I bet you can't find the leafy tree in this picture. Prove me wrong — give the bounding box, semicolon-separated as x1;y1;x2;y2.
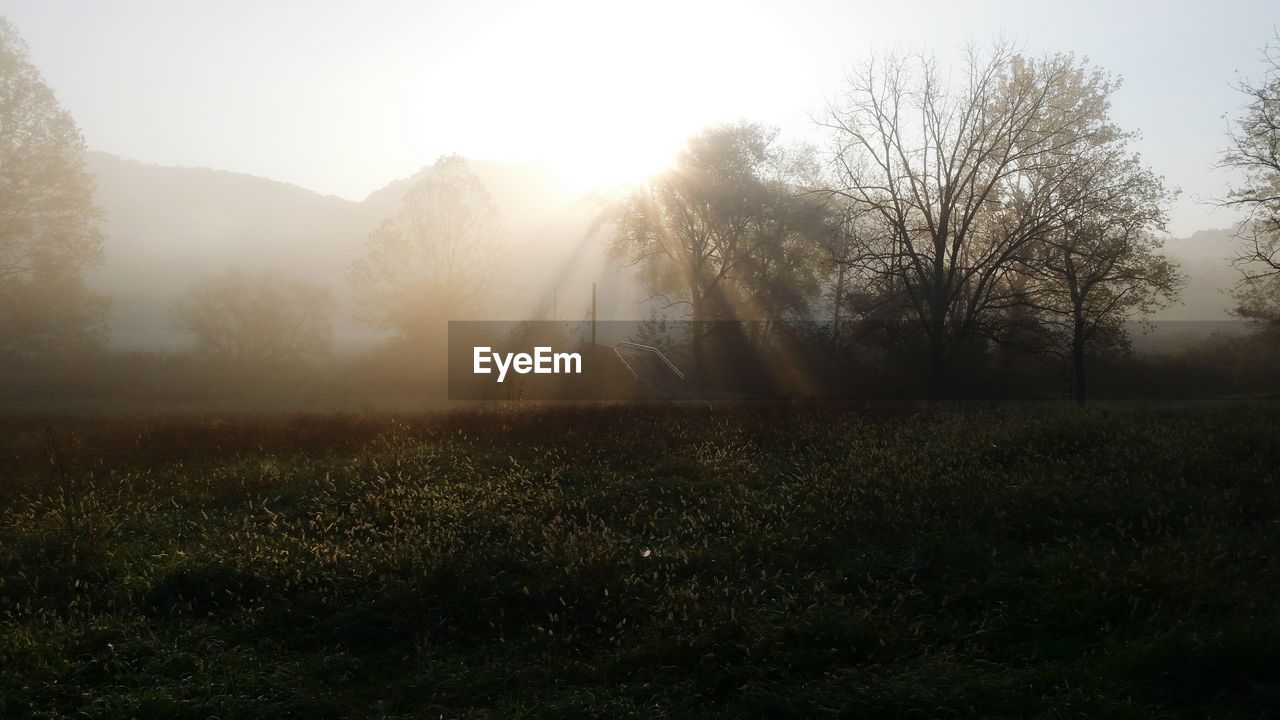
735;156;830;344
350;155;505;345
175;270;332;364
0;17;105;358
599;122;824;367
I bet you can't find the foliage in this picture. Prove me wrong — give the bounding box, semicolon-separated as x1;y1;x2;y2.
0;18;105;358
175;269;334;365
350;155;506;343
599;123;828;330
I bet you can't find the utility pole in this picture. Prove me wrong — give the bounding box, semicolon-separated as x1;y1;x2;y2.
591;281;597;346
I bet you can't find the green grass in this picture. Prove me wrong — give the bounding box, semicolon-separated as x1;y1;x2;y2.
2;402;1278;718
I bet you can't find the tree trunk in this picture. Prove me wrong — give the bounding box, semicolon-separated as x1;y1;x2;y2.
1071;319;1087;405
926;283;949;401
1065;253;1088;405
831;264;845;339
690;291;706;381
926;241;949;401
926;320;947;401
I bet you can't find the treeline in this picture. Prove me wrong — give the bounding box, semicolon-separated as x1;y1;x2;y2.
595;43;1279;402
1;15;1278;408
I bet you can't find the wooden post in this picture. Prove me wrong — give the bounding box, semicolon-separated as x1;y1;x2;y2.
591;281;597;346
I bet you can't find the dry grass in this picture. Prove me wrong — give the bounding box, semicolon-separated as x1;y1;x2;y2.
2;402;1278;718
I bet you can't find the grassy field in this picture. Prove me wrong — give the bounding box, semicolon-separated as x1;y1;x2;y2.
1;401;1278;718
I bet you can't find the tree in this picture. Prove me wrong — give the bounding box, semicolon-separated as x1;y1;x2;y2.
735;178;828;341
1222;34;1280;325
818;196;894;339
1232;274;1280;325
823;45;1125;396
1222;33;1280;279
0;17;105;358
1022;152;1182;403
176;270;332;364
598;122;824;368
350;155;505;344
1230;266;1280;360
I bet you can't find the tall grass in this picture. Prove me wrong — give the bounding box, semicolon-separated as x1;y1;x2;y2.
2;403;1278;718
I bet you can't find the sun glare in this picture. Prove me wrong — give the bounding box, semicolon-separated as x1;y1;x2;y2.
413;0;802;192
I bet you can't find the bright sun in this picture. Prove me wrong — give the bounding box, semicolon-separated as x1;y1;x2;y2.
413;0;802;192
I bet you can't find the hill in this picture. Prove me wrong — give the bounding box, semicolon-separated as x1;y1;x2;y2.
82;153;1252;353
84;152;623;352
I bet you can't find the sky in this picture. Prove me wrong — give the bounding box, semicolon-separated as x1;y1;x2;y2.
1;0;1276;236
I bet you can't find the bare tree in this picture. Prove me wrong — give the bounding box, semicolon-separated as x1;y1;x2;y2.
350;155;505;345
0;18;105;358
1221;33;1280;328
818;196;894;339
1221;33;1280;280
176;270;333;364
822;45;1125;395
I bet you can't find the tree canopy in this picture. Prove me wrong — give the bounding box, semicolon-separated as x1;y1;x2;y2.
350;155;506;345
0;17;104;358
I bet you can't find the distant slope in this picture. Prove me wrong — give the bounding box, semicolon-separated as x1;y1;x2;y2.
86;152;373;348
1129;228;1255;354
1153;228;1242;322
87;153;1237;354
85;153;635;352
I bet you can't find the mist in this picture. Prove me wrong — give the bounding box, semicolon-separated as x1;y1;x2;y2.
0;3;1277;409
5;5;1280;717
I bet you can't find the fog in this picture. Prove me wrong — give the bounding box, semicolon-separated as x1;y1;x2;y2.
7;7;1280;716
84;152;635;352
1;4;1278;410
72;155;1258;357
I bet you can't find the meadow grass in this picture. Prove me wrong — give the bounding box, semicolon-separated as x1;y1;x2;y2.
1;401;1278;718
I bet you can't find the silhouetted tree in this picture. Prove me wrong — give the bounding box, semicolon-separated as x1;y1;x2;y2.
0;18;105;359
599;122;823;369
1232;274;1280;326
818;196;895;339
1222;33;1280;280
742;217;824;325
350;155;505;345
1222;34;1280;329
737;149;830;346
823;45;1126;396
176;270;332;364
1023;151;1182;403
